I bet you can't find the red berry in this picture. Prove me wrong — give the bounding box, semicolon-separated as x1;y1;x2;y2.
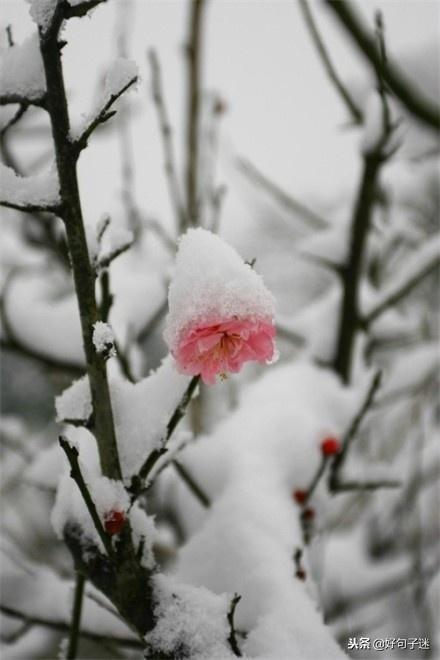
293;489;307;505
104;509;126;535
302;507;315;521
295;568;307;581
320;436;341;456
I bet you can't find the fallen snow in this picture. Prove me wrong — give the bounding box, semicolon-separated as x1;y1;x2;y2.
145;574;235;660
0;162;60;208
0;34;46;102
157;360;363;658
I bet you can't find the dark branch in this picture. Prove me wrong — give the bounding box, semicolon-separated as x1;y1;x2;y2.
298;0;363;124
329;371;382;490
185;0;207;226
0;604;142;649
149;49;187;232
237;157;327;230
67;572;86;660
227;594;242;657
59;436;115;559
172;459;211;508
74;77;138;155
0;199;61;214
324;0;440;130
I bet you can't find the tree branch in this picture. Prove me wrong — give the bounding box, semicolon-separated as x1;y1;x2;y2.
324;0;440;130
298;0;363;124
74;77;138;155
59;436;115;560
0;605;142;649
185;0;207;226
38;11;122;479
362;239;440;326
329;371;383;491
172;459;210;508
227;594;242;657
237;157;327;230
66;572;86;660
148;49;187;232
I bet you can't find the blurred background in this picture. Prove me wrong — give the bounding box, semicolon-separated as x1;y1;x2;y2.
0;0;439;658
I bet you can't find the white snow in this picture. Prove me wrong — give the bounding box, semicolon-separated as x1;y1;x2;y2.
145;574;235;660
27;0;57;33
0;34;46;102
55;375;92;423
155;360;362;658
111;355;191;479
92;320;115;354
2;271;84;367
164;228;276;352
0;162;60;208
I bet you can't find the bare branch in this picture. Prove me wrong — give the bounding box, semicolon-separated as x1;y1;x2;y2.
362;239;440;326
172;459;211;508
74;77;138;154
148;49;187;232
237;157;327;230
0;199;61;214
185;0;207;226
67;572;86;660
227;594;242;657
298;0;363;124
59;436;115;560
329;371;384;490
324;0;440;130
63;0;108;20
0;604;142;649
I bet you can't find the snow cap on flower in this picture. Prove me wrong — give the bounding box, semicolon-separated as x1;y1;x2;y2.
164;228;277;384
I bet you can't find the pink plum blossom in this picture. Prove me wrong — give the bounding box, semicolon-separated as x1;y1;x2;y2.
173;317;276;384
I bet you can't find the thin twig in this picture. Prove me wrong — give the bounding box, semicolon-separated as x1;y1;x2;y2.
237;157;327;230
0;604;142;649
74;77;138;154
227;594;242;657
67;572;86;660
185;0;207;226
172;459;210;508
148;49;187;232
59;436;115;559
324;0;440;130
329;371;382;490
298;0;363;124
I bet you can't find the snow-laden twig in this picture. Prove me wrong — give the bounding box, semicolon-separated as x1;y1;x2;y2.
227;594;242;657
130;375;200;498
0;605;142;649
362;237;440;325
329;371;400;492
73;74;138;154
58;436;115;559
298;0;363;125
149;49;187;232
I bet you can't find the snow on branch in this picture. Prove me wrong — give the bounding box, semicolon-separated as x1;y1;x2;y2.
362;237;440;325
71;59;138;152
0;162;61;213
0;34;47;107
